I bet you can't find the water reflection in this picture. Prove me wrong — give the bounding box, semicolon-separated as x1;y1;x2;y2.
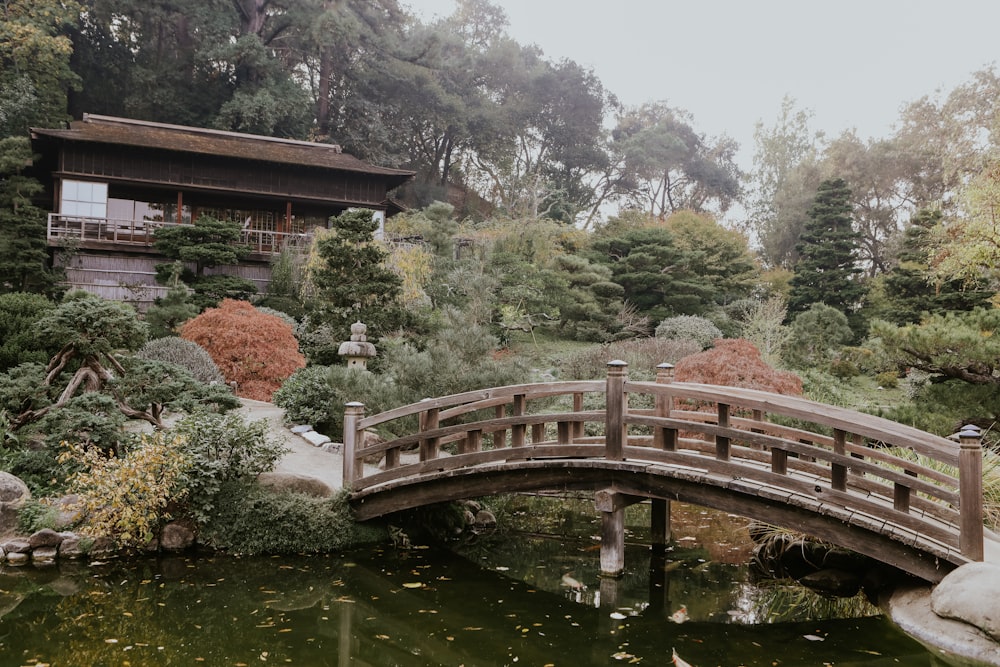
0;539;939;667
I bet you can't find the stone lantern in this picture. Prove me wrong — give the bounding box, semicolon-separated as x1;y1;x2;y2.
338;321;376;370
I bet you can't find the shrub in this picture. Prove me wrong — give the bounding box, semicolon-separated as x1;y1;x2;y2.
59;432;189;548
674;339;803;395
875;371;900;389
199;481;387;555
828;357;861;379
170;412;288;524
254;305;297;328
784;303;853;368
273;364;400;437
655;315;723;350
137;337;226;385
180;299;306;401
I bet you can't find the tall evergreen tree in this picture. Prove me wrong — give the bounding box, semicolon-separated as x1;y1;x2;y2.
0;137;62;295
787;178;866;333
304;209;410;353
880;209;992;324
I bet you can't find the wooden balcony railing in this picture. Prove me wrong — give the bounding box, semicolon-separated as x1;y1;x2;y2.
47;214;309;255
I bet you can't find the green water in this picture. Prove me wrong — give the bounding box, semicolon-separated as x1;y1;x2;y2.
0;537;941;667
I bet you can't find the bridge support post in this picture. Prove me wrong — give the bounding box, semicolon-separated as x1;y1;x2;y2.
651;498;670;551
600;507;625;578
959;425;985;561
596;489;642;578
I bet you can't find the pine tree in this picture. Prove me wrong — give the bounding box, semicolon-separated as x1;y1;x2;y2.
0;137;62;295
305;209;409;347
881;209;991;324
787;178;866;333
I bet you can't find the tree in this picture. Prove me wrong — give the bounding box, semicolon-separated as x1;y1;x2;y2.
0;0;80;134
930;163;1000;288
152;217;255;307
303;209;409;349
0;291;235;436
586;216;756;323
0;137;62;296
879;209;992;325
180;299;306;401
872;309;1000;387
609;102;741;219
747;96;822;267
674;339;802;395
788;178;866;333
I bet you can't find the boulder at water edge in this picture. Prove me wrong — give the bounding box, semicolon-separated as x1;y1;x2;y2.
257;471;335;498
931;562;1000;641
0;472;30;537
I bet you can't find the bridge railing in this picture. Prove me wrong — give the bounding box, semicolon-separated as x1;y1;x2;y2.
343;360;985;562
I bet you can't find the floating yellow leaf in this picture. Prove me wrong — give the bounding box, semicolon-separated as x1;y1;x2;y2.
402;582;423;589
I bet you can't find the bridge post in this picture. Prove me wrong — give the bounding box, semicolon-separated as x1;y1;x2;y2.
343;402;365;488
959;425;985;561
605;360;628;461
652;363;673;549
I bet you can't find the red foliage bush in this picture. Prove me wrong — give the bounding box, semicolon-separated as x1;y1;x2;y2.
180;299;305;401
674;338;802;396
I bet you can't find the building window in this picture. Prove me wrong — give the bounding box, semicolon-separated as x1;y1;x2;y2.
61;180;108;218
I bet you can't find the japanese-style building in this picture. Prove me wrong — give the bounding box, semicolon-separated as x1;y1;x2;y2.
30;114;414;308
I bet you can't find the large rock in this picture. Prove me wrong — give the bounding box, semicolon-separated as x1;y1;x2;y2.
257;472;335;498
931;562;1000;641
28;528;63;549
159;522;196;552
0;472;30;537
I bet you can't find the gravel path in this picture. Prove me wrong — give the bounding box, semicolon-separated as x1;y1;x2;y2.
237;398;345;490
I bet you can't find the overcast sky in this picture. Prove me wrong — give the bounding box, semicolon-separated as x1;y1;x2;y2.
405;0;999;170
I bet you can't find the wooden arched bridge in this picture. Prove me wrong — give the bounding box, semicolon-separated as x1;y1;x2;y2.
342;361;989;583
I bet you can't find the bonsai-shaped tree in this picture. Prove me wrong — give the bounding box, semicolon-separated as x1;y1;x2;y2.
2;291;238;436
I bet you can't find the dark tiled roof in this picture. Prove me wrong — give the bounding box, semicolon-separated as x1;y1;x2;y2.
31;114;414;185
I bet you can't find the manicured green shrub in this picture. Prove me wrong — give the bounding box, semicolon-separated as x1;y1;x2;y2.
654;315;723;350
200;481;387;555
273;364;400;437
784;303;853;368
137;337;226;385
170;412;288;524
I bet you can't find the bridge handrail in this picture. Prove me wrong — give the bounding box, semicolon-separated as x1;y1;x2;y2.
343;360;985;563
355;380;604;431
631;381;959;465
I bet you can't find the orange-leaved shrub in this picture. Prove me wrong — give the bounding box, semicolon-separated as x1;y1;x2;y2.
180;299;305;401
674;338;802;396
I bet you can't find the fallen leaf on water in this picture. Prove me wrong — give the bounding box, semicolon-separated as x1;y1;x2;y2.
402;582;423;589
803;634;825;642
462;627;483;631
375;634;390;640
609;612;627;620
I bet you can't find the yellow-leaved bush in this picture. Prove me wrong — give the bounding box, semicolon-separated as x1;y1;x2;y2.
59;433;190;548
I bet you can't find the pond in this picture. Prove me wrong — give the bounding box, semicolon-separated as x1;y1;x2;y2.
0;502;945;666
